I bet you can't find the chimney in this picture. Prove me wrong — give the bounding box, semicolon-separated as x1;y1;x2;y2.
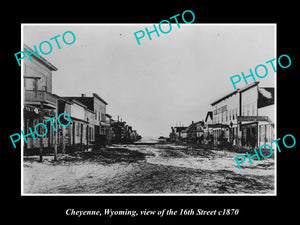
192;121;194;124
81;93;86;97
117;115;119;121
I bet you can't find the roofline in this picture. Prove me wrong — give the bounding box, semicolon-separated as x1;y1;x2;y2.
239;81;259;93
23;44;58;71
85;107;95;114
93;93;108;105
105;113;112;118
57;96;72;104
61;97;89;109
71;99;88;109
259;86;274;89
210;81;260;106
211;90;239;106
205;111;213;122
184;120;204;132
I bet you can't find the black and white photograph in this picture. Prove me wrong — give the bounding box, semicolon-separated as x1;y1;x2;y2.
4;4;299;223
21;24;276;195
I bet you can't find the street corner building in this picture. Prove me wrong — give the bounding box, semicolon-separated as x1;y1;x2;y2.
23;44;58;154
22;44;113;155
205;81;275;150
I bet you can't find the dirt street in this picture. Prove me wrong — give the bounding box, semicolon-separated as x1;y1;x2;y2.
23;143;275;194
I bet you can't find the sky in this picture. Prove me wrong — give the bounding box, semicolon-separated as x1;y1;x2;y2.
23;24;275;138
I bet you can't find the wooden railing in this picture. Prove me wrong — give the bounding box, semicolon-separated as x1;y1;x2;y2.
24;90;57;104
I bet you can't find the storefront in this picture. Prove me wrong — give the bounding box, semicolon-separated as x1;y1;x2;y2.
209;124;230;145
240;121;258;149
23;105;56;151
238;116;269;149
258;122;275;148
229;125;240;146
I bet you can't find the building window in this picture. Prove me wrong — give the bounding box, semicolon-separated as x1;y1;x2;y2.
76;123;80;137
247;104;250;116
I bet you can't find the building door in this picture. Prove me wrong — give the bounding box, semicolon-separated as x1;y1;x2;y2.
80;123;83;146
86;125;89;145
251;126;258;148
95;125;100;139
72;122;75;146
244;125;257;149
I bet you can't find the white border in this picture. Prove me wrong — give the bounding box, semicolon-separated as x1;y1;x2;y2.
21;23;277;196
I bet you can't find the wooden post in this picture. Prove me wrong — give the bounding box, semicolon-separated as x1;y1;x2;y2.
62;126;66;154
86;118;89;151
39;102;44;162
54;99;58;161
80;123;83;151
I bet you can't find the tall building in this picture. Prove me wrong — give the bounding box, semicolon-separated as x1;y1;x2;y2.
209;81;274;149
23;44;58;152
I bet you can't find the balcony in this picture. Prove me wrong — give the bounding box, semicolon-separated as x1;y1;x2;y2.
24;90;57;109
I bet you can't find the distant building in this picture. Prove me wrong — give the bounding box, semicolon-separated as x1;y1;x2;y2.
169;126;187;142
182;121;205;143
111;121;126;143
110;119;140;143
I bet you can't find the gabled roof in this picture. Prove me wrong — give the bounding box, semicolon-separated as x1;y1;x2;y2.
205;111;213;122
93;93;107;105
174;127;187;132
183;121;204;133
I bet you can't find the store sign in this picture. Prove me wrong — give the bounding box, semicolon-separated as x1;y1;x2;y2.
24;105;39;114
24;106;55;117
43;109;56;117
237;116;268;122
213;105;227;115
